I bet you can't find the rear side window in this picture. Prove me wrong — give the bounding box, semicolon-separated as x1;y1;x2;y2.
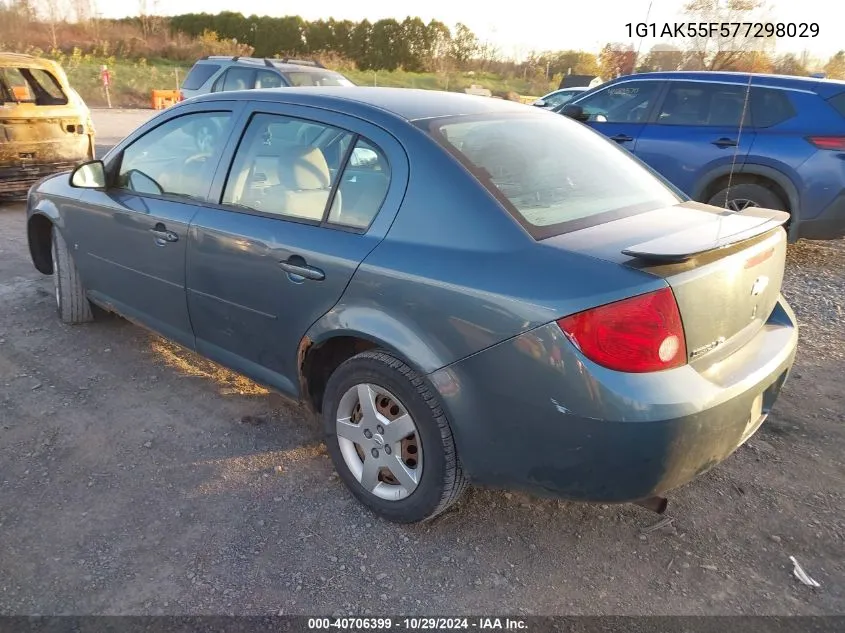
0;66;67;105
284;70;354;87
827;92;845;118
256;70;283;89
425;112;682;239
221;67;255;92
656;81;749;126
751;88;796;127
182;64;220;90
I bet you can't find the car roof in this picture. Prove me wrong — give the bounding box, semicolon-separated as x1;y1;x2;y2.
617;70;845;98
0;52;59;70
189;86;530;122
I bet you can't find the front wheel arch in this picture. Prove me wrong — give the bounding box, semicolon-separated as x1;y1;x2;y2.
28;213;54;274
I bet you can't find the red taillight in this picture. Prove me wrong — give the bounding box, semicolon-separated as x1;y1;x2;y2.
807;136;845;150
557;287;687;373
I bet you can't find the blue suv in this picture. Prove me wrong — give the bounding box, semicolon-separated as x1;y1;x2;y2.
559;71;845;241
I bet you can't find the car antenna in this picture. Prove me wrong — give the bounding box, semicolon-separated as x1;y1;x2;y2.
716;70;754;245
634;0;654;70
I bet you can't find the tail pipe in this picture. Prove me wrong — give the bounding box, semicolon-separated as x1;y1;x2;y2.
633;495;668;514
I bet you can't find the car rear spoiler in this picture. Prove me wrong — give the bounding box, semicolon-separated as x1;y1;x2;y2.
621;207;790;263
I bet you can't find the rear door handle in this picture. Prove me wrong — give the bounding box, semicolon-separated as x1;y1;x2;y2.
149;223;178;244
609;134;634;143
712;137;738;148
279;256;325;281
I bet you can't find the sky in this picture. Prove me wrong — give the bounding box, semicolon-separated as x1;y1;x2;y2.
103;0;843;61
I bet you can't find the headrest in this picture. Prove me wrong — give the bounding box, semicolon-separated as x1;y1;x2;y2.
277;146;331;191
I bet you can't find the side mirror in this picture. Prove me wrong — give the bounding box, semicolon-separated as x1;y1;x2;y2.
561;104;589;122
70;160;107;189
532;99;546;107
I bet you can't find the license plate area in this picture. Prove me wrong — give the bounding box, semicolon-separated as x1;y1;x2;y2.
739;368;789;445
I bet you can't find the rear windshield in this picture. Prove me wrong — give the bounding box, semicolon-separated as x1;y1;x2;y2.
182;63;220;90
0;66;68;105
283;70;355;87
422;112;682;239
828;92;845;118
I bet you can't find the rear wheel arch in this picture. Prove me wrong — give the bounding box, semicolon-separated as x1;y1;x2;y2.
695;165;799;216
298;331;438;414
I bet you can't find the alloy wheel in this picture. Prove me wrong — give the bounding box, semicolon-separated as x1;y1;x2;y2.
335;383;423;501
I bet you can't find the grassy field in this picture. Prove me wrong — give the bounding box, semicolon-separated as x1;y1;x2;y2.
48;54;544;108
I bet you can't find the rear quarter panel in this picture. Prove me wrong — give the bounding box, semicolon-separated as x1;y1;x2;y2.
306;123;665;374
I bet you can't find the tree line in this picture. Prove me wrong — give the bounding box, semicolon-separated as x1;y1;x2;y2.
2;1;845;82
165;12;480;73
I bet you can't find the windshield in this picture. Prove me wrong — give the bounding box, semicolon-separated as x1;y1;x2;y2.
423;112;682;238
283;70;355;87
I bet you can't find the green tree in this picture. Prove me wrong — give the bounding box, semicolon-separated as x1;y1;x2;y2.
304;19;334;53
636;45;684;72
450;23;478;68
425;20;451;72
771;52;807;76
681;0;772;70
367;18;403;70
349;19;371;68
598;43;635;79
400;16;428;71
824;51;845;80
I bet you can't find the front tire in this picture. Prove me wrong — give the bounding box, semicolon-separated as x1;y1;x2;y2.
322;350;467;523
51;226;93;324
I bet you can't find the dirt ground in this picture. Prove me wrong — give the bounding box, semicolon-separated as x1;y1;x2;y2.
0;110;843;616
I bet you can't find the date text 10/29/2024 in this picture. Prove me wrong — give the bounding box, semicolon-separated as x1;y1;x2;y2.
308;618;527;631
625;22;819;39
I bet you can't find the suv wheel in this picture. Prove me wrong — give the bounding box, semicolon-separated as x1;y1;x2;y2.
707;183;787;213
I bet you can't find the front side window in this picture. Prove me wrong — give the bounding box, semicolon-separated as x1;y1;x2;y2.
423;111;682;238
116;111;232;201
575;81;661;123
656;81;750;126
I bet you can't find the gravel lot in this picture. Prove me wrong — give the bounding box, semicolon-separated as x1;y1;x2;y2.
0;110;843;616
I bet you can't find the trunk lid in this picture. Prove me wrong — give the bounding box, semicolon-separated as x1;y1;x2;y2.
546;201;789;368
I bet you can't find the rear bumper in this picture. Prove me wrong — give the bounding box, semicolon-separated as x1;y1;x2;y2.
798;191;845;241
0;161;80;198
431;297;798;503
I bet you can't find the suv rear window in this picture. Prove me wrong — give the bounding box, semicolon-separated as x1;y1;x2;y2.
423;112;682;239
828;92;845;118
182;64;220;90
0;66;67;105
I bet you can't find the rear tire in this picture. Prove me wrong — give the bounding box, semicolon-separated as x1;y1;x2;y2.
706;183;787;213
322;350;467;523
51;226;93;324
